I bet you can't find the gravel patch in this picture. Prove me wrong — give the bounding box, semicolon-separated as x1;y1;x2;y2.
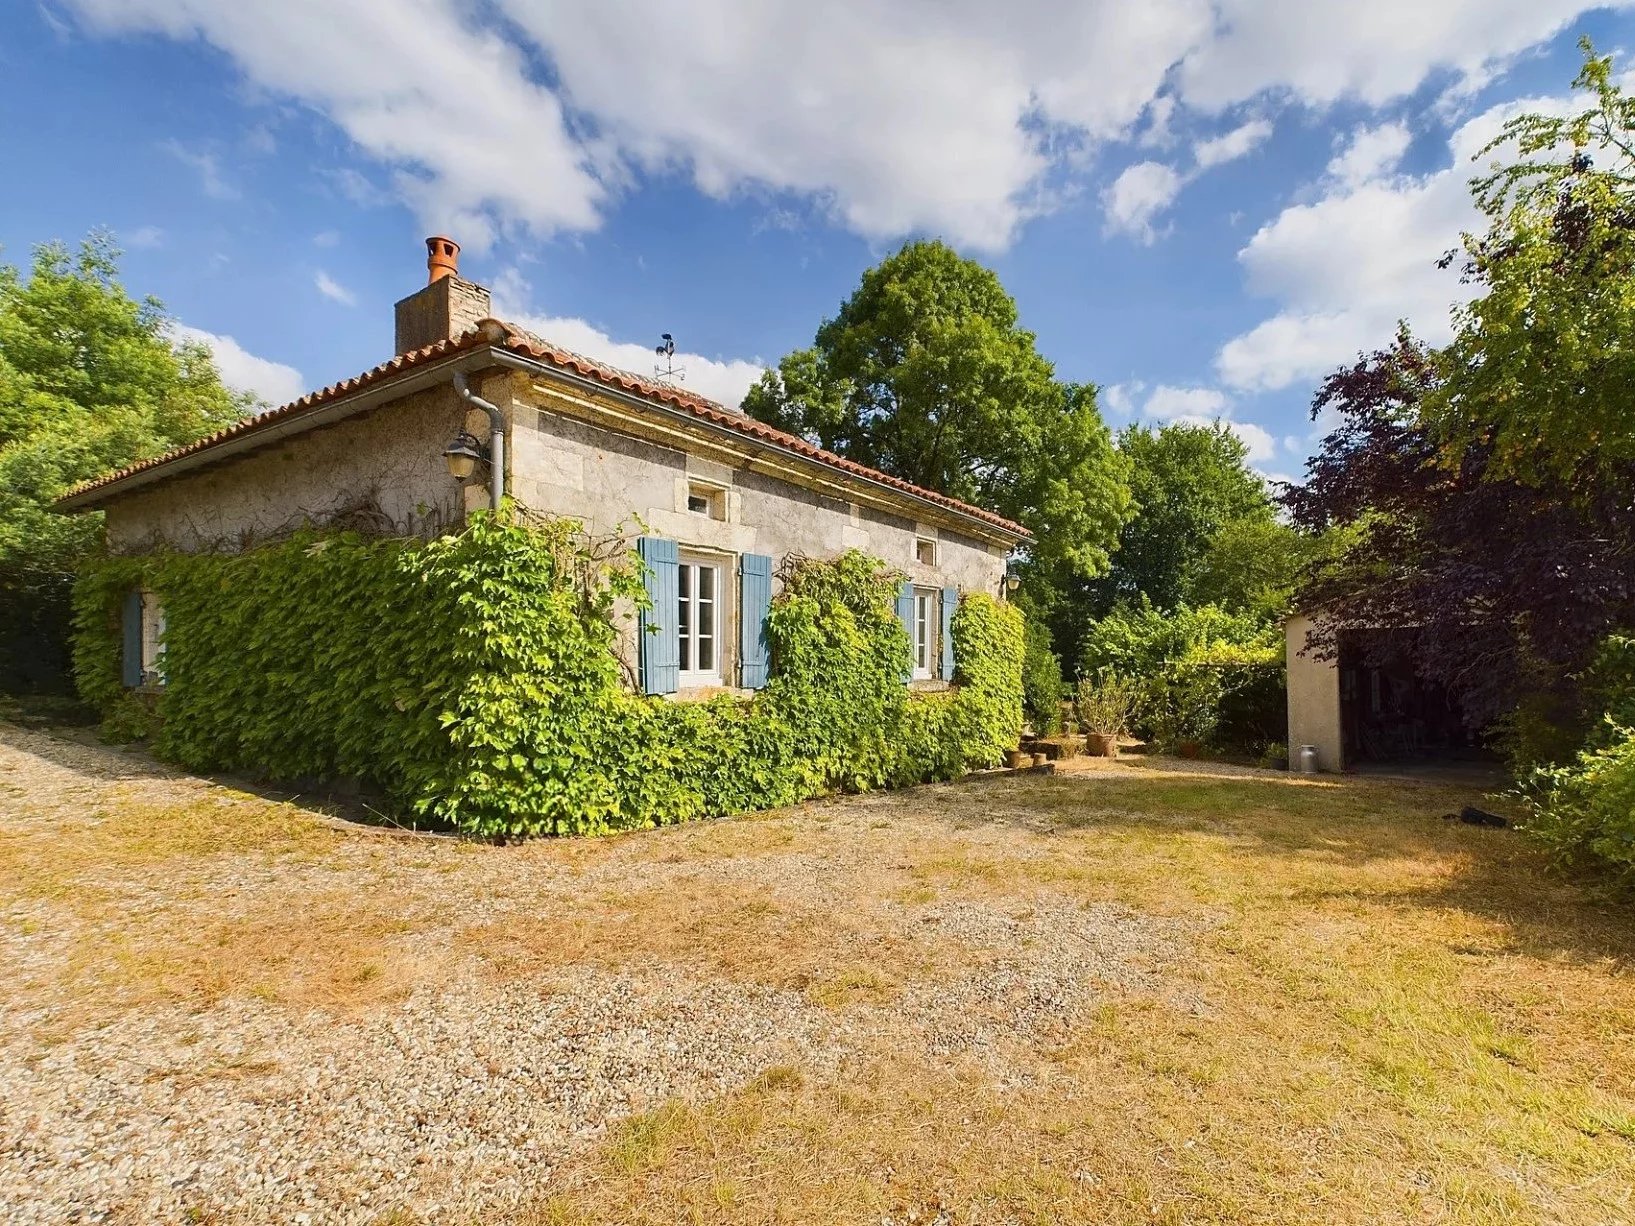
0;972;831;1224
0;723;1195;1222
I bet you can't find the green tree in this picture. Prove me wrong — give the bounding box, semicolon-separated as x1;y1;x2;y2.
742;240;1132;600
1188;515;1356;622
1087;422;1273;617
1428;40;1635;490
0;233;250;689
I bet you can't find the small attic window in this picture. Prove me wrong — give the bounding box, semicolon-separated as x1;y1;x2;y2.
915;537;937;566
687;483;725;520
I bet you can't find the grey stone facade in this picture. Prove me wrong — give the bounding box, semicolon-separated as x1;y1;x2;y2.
97;359;1018;692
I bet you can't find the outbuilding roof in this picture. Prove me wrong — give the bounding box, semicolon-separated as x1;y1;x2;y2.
56;320;1031;540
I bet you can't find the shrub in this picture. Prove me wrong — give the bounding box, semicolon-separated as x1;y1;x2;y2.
1080;599;1275;680
1523;725;1635;884
73;510;1024;837
1080;600;1282;752
1020;616;1064;734
1519;633;1635;881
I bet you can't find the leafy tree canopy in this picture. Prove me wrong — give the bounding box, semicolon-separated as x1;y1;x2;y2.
1283;329;1635;752
1428;40;1635;490
1089;421;1274;615
742;240;1131;589
0;232;250;688
1188;514;1354;624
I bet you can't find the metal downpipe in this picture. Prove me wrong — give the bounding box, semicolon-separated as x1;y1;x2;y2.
452;370;505;510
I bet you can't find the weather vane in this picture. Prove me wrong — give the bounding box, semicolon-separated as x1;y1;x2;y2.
653;333;685;384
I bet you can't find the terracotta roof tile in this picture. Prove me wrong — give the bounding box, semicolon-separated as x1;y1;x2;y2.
57;321;1031;539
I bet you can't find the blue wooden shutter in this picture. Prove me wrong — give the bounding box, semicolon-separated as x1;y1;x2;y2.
638;537;680;695
739;553;773;690
896;580;915;682
121;590;144;688
940;586;958;680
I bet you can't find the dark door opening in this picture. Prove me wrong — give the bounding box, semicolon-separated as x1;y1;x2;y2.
1338;629;1496;769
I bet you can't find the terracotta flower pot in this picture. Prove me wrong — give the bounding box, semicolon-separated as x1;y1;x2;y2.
1004;749;1024;769
1086;732;1119;758
1178;740;1202;759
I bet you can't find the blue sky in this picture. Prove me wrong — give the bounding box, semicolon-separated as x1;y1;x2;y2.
4;2;1634;484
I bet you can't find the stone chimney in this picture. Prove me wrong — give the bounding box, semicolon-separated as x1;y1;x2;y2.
393;236;492;354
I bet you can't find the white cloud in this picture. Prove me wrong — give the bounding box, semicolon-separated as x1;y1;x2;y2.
312;230;340;248
1102;161;1184;243
491;269;765;409
1193;117;1273;168
159;139;237;200
69;0;604;248
1106;116;1269;241
124;225;164;249
1215;91;1581;393
324;168;393;210
314;270;355;306
37;4;73;41
243;124;277;156
1326;120;1412;187
1179;0;1626;111
63;0;1633;252
1131;383;1279;463
1101;381;1143;417
169;323;306;406
1225;419;1279;464
514;1;1219;250
1137;95;1179;148
1144;384;1230;419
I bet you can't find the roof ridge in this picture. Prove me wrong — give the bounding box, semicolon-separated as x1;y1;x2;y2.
495;321;737;417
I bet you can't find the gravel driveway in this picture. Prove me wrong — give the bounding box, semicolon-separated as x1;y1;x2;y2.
0;724;1189;1223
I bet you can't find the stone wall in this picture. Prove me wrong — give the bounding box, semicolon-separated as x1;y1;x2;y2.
508;388;1012;685
510;402;1006;590
97;365;1017;692
101;384;479;552
393;276;492;354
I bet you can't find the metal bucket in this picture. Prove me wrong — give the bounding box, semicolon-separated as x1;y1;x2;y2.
1297;744;1320;774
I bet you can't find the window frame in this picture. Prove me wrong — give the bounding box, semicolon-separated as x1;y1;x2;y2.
685;481;727;521
677;556;726;688
912;587;936;681
914;536;937;567
140;590;167;687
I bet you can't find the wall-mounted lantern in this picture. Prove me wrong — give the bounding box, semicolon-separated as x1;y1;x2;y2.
442;431;488;483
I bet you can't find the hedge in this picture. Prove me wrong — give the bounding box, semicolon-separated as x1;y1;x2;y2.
73;509;1024;837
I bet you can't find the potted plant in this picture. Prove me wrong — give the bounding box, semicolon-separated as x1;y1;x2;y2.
1074;673;1143;758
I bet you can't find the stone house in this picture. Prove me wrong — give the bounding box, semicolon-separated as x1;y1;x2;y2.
59;238;1030;698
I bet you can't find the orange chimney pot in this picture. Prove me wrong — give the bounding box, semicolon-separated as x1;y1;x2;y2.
426;236;460;284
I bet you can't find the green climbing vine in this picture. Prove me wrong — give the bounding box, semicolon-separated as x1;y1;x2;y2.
73;508;1024;837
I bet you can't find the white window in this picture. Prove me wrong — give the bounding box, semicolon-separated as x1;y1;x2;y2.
686;482;726;520
141;591;167;686
678;560;723;686
915;537;937;567
913;588;936;680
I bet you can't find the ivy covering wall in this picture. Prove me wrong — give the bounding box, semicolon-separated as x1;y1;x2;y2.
73;510;1024;837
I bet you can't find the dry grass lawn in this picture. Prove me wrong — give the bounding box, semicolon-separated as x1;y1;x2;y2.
2;724;1632;1224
